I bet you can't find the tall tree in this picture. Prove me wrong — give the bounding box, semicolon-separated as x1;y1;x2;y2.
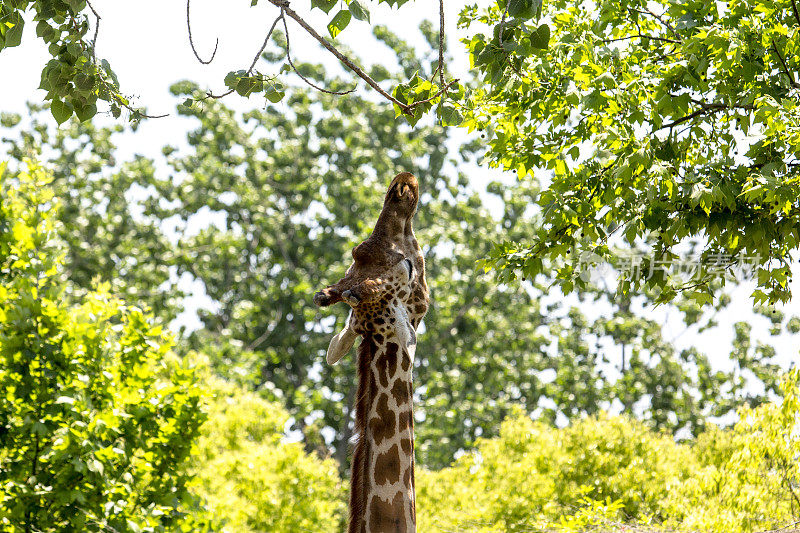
461;0;800;305
0;162;208;532
4;27;797;470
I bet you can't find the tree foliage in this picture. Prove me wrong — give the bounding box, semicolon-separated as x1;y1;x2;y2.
418;370;800;532
190;371;346;532
0;163;207;532
461;0;800;306
3;25;798;470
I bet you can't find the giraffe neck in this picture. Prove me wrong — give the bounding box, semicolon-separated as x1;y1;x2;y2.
349;332;416;533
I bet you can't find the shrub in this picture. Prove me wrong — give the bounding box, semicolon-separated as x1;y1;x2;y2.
190;375;346;532
0;162;207;532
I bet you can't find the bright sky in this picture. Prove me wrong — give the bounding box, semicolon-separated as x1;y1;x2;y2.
1;1;798;389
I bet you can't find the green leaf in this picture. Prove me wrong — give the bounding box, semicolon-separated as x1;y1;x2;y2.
439;105;464;126
65;0;86;13
50;99;74;124
236;76;264;97
327;10;351;39
4;15;23;48
74;72;95;92
311;0;337;14
224;71;240;90
529;24;550;49
35;20;55;42
507;0;533;17
74;103;97;122
349;0;370;22
264;81;285;103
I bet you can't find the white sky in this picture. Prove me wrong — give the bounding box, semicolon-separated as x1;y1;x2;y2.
0;1;798;382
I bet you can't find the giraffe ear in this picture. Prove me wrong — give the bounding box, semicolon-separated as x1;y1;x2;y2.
326;320;357;365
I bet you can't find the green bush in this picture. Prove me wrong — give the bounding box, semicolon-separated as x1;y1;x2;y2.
190;374;346;532
418;374;800;533
417;410;694;532
0;162;208;532
664;369;800;532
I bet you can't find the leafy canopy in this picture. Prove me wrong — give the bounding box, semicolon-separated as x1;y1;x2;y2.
461;0;800;306
4;23;799;468
0;163;208;532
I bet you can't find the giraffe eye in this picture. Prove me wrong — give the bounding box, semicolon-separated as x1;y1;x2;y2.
404;259;413;280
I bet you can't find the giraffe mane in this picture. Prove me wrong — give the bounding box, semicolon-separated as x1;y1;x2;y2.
349;333;377;533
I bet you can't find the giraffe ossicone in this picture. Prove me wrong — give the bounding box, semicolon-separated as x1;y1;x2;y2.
314;172;428;533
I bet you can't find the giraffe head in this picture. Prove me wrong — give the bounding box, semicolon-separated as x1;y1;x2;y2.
314;246;415;364
314;172;423;364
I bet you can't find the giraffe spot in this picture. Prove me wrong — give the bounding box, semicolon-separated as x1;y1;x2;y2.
400;436;412;455
398;409;412;433
400;350;411;372
368;393;396;447
415;304;426;315
369;491;407;533
391;377;410;407
375;316;385;325
376;343;398;388
374;444;402;486
374;333;384;345
403;466;412;489
385;342;399;372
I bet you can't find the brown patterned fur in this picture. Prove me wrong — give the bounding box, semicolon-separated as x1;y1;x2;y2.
314;172;429;533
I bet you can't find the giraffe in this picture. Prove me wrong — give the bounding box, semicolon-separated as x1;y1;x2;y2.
314;172;429;533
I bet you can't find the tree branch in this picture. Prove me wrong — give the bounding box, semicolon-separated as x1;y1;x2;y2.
657;99;754;132
186;0;219;64
771;39;800;88
601;33;681;45
281;9;356;95
265;0;414;114
631;7;679;39
248;10;285;74
792;0;800;28
438;0;445;88
85;0;100;62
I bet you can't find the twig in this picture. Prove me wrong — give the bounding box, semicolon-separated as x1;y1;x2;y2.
186;0;219;64
631;6;679;38
438;0;445;88
281;9;356;95
771;39;800;88
249;11;285;73
85;0;100;62
792;0;800;27
265;0;414;114
199;10;285;100
657;99;754;132
601;33;681;44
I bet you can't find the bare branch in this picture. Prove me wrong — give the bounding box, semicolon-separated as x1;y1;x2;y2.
248;11;285;74
600;33;681;45
265;0;413;114
438;0;445;88
792;0;800;27
85;0;100;62
658;99;754;132
282;11;356;95
631;7;679;39
202;88;235;100
186;0;219;65
771;39;800;88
